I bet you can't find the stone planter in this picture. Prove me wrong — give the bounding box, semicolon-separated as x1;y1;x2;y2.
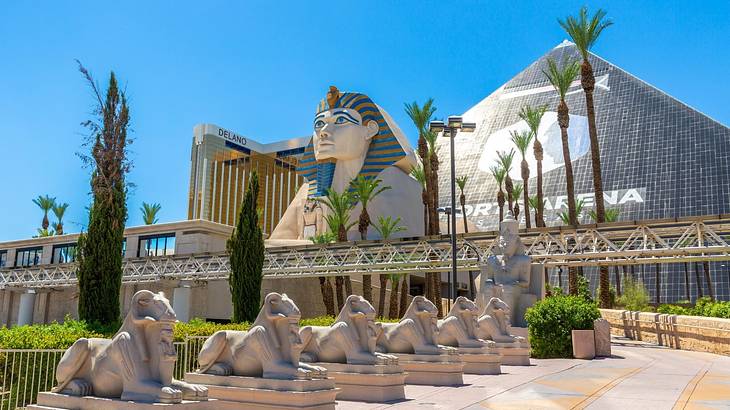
572;330;596;359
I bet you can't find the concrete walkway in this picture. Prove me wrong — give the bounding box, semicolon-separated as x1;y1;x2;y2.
337;338;730;409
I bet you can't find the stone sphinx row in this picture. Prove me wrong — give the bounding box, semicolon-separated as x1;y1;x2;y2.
31;290;528;409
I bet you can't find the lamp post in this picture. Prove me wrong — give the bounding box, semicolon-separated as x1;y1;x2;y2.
429;116;476;303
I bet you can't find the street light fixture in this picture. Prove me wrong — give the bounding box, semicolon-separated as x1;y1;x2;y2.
429;116;476;303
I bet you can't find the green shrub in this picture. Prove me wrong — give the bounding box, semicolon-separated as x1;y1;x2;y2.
525;294;601;358
616;278;650;311
656;304;691;315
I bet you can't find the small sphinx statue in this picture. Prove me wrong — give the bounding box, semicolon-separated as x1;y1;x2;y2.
51;290;208;404
437;296;493;349
196;292;326;380
376;296;454;355
300;295;398;365
478;212;533;326
476;296;526;344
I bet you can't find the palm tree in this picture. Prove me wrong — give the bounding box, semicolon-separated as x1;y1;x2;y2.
374;215;407;317
519;105;548;227
456;175;477;299
36;228;55;237
52;202;69;235
311;232;336;316
558;198;584;296
405;99;437;235
405;100;441;315
528;195;540;217
141;202;162;225
589;207;619;223
318;188;356;310
559;6;612;225
558;199;585;225
350;175;391;304
388;273;402;319
32;195;56;230
424;130;441;236
411;163;428;232
455;176;469;234
510;130;534;228
543;56;581;226
490;165;507;221
497;150;516;213
512;184;523;222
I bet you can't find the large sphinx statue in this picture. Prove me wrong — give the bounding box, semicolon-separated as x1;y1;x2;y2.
300;295;398;365
477;213;541;327
196;292;326;379
270;86;424;242
51;290;208;404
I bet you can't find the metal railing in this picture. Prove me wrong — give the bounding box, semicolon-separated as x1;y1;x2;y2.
0;337;208;410
1;214;729;288
0;349;64;410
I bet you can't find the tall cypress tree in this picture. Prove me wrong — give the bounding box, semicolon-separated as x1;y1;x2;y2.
228;172;265;323
76;63;130;325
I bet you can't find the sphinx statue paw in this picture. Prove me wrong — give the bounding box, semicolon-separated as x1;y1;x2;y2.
172;379;208;401
205;362;232;376
439;345;459;355
374;352;398;365
59;379;92;396
158;386;183;404
298;363;327;378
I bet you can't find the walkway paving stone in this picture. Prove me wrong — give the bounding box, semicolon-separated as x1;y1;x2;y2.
336;338;730;409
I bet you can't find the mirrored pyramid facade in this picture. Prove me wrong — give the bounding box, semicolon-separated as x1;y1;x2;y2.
437;41;730;302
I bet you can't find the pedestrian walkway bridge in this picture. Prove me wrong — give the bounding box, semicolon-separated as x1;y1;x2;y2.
1;215;729;289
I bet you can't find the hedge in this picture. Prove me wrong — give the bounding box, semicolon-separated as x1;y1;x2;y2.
657;297;730;319
525;294;601;358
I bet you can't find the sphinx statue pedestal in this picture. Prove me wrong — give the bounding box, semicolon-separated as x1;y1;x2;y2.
29;393;218;410
490;341;530;366
183;373;337;410
394;352;464;385
307;363;405;402
298;295;407;402
454;347;502;375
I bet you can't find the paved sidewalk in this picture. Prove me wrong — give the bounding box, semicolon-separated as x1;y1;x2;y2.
337;339;730;409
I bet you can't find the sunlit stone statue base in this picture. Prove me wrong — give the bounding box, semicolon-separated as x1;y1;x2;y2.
184;373;337;410
456;347;502;375
491;341;530;366
308;363;405;402
29;393;218;410
394;353;464;386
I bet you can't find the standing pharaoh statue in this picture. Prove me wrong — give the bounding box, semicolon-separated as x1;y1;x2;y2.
477;213;534;326
269;86;424;243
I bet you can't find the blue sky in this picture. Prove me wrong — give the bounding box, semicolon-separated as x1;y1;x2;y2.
1;1;728;241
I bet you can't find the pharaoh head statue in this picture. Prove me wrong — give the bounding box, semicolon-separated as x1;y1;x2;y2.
297;86;415;197
498;212;525;257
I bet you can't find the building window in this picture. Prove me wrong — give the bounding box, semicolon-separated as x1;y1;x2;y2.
52;243;77;264
0;251;7;267
122;238;127;257
138;234;175;257
15;247;43;267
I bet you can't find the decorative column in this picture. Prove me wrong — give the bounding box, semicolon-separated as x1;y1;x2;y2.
172;282;193;323
17;289;37;326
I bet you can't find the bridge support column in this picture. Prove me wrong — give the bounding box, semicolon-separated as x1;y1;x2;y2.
18;289;36;326
173;282;193;323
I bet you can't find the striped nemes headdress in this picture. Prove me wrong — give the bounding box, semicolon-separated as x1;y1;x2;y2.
297;86;408;197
